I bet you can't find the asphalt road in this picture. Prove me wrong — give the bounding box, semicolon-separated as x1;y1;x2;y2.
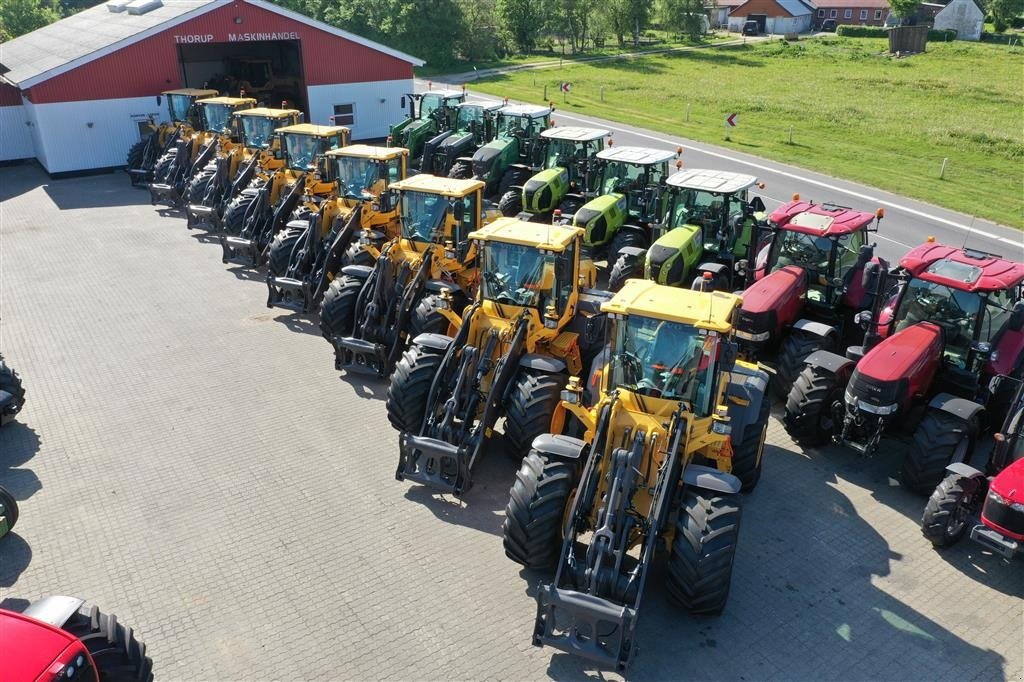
417;80;1023;265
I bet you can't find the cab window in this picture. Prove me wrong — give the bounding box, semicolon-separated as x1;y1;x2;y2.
458;192;479;242
554;242;575;316
386;158;402;184
835;231;865;279
980;289;1013;343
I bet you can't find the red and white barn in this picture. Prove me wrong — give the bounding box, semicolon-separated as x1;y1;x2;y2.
0;0;423;174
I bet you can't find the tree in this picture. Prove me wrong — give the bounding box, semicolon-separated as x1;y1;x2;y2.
660;0;707;41
599;0;651;47
886;0;919;25
1;0;61;41
988;0;1024;31
556;0;595;53
498;0;543;52
457;0;503;61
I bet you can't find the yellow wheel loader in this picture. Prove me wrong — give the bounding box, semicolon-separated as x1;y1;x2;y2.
505;279;771;670
149;95;257;206
386;217;607;496
127;88;217;186
185;107;302;230
324;174;503;376
220;123;348;267
264;145;409;313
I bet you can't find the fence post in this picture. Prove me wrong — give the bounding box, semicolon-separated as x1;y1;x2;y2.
543;84;548;100
940;157;949;179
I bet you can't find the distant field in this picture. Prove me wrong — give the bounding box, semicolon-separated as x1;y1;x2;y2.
472;37;1024;228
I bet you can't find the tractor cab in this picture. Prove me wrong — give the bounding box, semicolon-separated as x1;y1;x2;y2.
391;174;489;250
468;104;552;194
162;88;218;127
390;90;466;163
127;88;219;186
421;100;503;175
277;123;349;174
328;144;407;203
644;169;766;291
504;126;609;219
235;107;302;150
195;96;257;138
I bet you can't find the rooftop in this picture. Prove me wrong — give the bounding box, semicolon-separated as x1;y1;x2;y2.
603;279;740;332
469;217;579;252
197;96;257;106
900;242;1024;293
499;104;552;118
234;107;301;118
326;143;405;160
667;168;759;193
541;126;610;142
770;201;879;237
389;174;484;196
597;146;678;165
812;0;888;7
282;123;349;137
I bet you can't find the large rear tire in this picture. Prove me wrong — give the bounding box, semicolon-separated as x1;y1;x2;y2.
267;226;306;278
607;227;648;262
409;293;453;339
61;603;153;681
783;364;845;446
504;371;565;459
386;343;446;433
318;275;363;341
731;393;771;492
126;140;146;171
502;451;575;568
184;169;216;207
498;190;522;217
774;331;829;399
608;252;644;292
901;409;978;494
343;242;375;268
151;151;175;184
0;485;18;534
448;161;471;179
921;472;982;547
0;357;26;427
666;489;741;615
222;194;256;236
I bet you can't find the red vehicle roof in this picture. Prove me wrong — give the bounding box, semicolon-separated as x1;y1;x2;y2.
0;609;80;679
899;242;1024;293
768;200;878;237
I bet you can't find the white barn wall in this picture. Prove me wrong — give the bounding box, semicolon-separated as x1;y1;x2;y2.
306;78;412;140
30;96;161;173
21;100;49;169
0;105;35;161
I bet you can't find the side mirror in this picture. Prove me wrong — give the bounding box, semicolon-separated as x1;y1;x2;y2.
156;95;162;106
1008;301;1024;331
970;340;993;357
273;148;283;160
720;341;738;374
400;95;406;109
861;261;888;295
855;243;874;269
855;310;873;329
450;200;464;221
748;196;765;213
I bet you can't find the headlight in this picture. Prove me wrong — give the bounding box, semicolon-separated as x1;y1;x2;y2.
734;329;770;342
845;390;897;415
988;489;1024;511
712;421;732;435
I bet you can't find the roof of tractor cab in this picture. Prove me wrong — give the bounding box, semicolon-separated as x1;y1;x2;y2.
900;242;1024;293
235;107;301;119
667;168;758;194
164;88;217;97
422;90;465;99
326;144;406;160
597;146;678;165
499;104;552;118
542;126;610;141
470;217;580;251
769;200;878;237
197;96;257;106
603;279;740;332
458;100;503;110
279;123;349;137
390;174;484;196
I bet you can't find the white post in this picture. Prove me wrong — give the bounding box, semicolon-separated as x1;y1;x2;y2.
940;157;949;179
789;126;793;144
686;103;691;122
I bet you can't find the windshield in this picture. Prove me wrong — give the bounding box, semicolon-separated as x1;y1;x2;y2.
334;156;380;199
497;113;543;140
893;278;982;367
167;94;192;122
202;103;234;133
400;191;449;242
544;139;597;183
600;161;646;195
239;116;280;148
481;241;572;310
420;94;443;119
668;189;742;229
455;106;485;133
608;315;718;414
284;133;334;171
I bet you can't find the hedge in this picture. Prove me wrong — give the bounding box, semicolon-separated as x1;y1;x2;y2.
835;25;959;41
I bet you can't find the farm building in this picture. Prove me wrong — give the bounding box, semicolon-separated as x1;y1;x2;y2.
728;0;816;33
933;0;985;39
812;0;890;27
0;0;423;174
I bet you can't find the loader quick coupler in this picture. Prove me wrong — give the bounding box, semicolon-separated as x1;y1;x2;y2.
186;152;236;230
131;128;180;186
222;173;304;266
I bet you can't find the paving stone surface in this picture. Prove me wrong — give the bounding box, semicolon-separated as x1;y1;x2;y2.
1;165;1021;681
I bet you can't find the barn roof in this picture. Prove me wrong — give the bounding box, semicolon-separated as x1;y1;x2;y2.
730;0;816;16
0;0;423;89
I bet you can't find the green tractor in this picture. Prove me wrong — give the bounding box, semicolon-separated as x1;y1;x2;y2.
570;145;681;268
608;168;767;292
496;126;610;220
452;103;552;199
419;100;503;177
388;90;466;166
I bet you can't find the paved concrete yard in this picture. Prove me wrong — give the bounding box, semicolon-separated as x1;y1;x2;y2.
1;165;1021;680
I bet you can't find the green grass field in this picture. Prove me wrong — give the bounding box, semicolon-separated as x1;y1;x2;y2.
472;37;1024;228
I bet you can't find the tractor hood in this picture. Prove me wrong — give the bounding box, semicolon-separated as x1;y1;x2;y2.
523;167;569;214
982;458;1024;539
846;322;943;412
646;225;702;288
734;265;806;343
574;193;625;247
472;139;511;178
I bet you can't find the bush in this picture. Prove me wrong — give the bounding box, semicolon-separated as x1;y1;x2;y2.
927;29;957;40
836;25;888;37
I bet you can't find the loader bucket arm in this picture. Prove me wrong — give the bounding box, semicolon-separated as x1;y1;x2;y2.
311;204;363;302
382;248;435;371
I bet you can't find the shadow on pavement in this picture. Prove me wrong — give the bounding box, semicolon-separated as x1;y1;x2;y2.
0;596;31;612
272;311;320;337
189;231;223;245
338;371;389;402
224;265;266;283
0;534;32;588
0;423;40;469
41;173;146;210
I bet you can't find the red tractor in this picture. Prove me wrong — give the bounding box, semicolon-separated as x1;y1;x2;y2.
921;378;1024;558
732;198;885;397
1;596;152;681
784;241;1024;492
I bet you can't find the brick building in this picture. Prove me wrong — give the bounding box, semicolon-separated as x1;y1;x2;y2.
812;0;891;27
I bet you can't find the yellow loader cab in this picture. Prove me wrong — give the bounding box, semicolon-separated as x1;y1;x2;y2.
263;145;410;312
185;107;303;230
387;216;612;496
127;88;218;186
505;278;771;671
325;174;501;376
220;123;349;267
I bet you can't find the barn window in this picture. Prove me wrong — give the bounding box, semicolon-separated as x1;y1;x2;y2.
860;9;868;18
818;9;825;16
829;9;837;17
874;9;882;18
333;103;355;126
844;9;852;17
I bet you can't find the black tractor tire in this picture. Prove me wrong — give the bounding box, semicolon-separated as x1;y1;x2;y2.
0;484;18;534
608;252;644;292
387;343;446;433
666;489;742;615
774;332;830;399
61;603;153;681
126;140;146;171
222;194;256;236
318;275;363;341
409;293;454;339
448;161;472;179
184;170;215;207
342;242;376;268
731;392;771;493
502;451;575;568
497;190;523;217
921;472;981;547
783;364;845;446
504;371;565;459
267;226;306;278
151;152;175;184
0;357;26;427
496;167;528;199
901;409;978;494
607;227;648;262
